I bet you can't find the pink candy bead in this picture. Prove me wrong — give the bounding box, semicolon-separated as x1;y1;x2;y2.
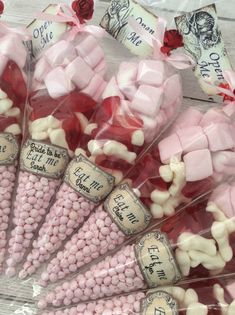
19;183;95;279
6;171;60;277
40;291;145;315
0;164;17;272
38;244;145;309
40;205;126;285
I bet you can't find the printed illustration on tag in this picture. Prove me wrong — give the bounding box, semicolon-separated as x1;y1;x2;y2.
27;4;68;59
141;291;178;315
135;231;182;288
0;133;19;165
100;0;158;57
64;154;115;204
175;4;232;95
104;182;152;235
20;139;70;179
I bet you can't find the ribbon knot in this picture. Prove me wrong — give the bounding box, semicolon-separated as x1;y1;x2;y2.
36;4;105;41
128;16;195;69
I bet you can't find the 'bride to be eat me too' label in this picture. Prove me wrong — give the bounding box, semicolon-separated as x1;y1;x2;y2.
20;139;70;179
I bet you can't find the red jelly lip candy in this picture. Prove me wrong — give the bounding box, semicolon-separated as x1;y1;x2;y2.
1;60;27;110
62;115;81;151
66;91;97;115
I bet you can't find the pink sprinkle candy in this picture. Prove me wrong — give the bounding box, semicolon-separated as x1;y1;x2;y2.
6;171;60;277
38;244;145;309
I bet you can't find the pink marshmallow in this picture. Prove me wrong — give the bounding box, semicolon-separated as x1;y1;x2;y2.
0;34;27;69
45;40;77;67
172;108;203;131
177;126;208;153
204;123;234;152
83;46;104;69
117;62;138;100
76;35;99;59
45;67;74;98
199;109;230;127
131;85;163;117
158;133;183;164
102;77;124;99
94;59;106;76
162;74;182;109
137;60;166;87
183;149;213;181
65;57;94;90
81;74;107;99
212;151;235;174
34;58;52;83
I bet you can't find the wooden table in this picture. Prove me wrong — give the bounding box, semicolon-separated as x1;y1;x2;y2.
0;0;234;314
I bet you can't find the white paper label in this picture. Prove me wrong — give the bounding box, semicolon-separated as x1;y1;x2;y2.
104;182;152;235
141;291;178;315
27;4;68;58
0;133;19;165
175;4;232;95
20;139;70;179
100;0;158;57
135;231;182;288
64;154;115;203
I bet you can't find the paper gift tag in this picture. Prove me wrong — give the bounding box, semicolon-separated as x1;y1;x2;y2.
27;4;68;59
100;0;158;57
175;4;233;95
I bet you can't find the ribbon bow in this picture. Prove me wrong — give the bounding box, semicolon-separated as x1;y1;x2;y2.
218;70;235;102
128;16;195;69
36;4;105;41
0;22;31;41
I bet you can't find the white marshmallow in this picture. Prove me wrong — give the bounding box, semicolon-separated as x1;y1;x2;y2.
4;124;21;135
103;140;137;164
159;165;174;182
84;123;98;135
49;128;68;149
31;132;48;141
211;221;233;262
75;113;88;132
5;107;20;117
175;248;191;276
177;233;216;256
0;99;13;114
186;303;208;315
150;203;164;219
184;289;199;307
0;89;7;99
88;140;103;156
151;189;170;205
131;130;145;146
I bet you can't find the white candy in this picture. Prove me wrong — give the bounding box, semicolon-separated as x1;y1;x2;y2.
131;130;145;146
189;250;226;270
159;165;174;182
75;148;87;157
84;123;98;135
175;248;191;276
177;233;217;256
213;284;228;315
88;140;103;156
150;203;164;219
169;158;186;197
211;221;233;262
75;113;88;132
206;202;228;222
30;115;60;133
0;89;7;99
150;189;170;205
5;107;20;117
49;128;68;149
171;287;186;303
0;99;13;114
227;301;235;315
31;131;48;141
103;140;137;164
186;303;208;315
4;124;21;135
184;289;199;307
